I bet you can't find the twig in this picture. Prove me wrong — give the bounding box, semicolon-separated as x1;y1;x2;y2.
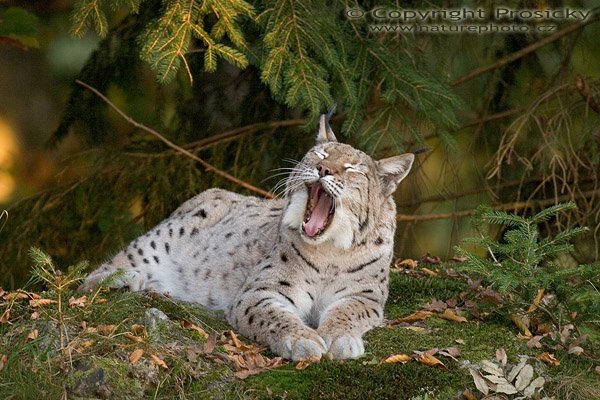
75;80;274;199
0;210;7;233
460;107;525;128
183;119;306;151
397;188;600;222
575;75;600;114
452;14;600;87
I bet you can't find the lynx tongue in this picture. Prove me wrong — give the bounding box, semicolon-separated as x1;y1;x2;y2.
304;184;332;237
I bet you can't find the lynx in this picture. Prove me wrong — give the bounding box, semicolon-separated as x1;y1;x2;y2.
79;110;414;360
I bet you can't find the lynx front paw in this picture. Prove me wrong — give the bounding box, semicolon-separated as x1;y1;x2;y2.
322;334;365;359
277;330;327;361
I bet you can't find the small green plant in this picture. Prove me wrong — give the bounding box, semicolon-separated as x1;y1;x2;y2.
28;247;89;363
455;203;600;337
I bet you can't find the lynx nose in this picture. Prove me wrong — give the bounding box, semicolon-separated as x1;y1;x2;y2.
316;165;332;177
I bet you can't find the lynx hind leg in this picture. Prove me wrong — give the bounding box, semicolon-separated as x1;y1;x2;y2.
77;254;145;292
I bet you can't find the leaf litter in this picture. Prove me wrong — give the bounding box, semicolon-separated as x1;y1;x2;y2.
468;351;552;399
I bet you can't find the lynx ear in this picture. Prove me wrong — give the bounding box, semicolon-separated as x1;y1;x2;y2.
316;103;338;144
376;153;414;196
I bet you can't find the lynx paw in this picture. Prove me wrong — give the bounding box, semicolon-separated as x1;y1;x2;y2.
322;334;364;359
277;330;327;361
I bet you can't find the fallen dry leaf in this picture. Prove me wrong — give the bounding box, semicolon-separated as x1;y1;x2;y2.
391;310;434;324
510;314;532;338
416;353;445;368
94;298;109;304
507;358;528;382
526;335;544;349
0;309;10;324
425;298;448;312
560;324;574;344
96;324;117;335
229;352;284;378
68;295;87;308
0;354;7;372
421;254;441;264
226;330;244;348
26;329;39;341
523;376;545;397
3;291;30;301
439;308;467;323
527;288;545;313
181;319;209;339
124;333;143;343
394;259;418;269
462;388;477;400
30;311;39;320
469;368;490;395
131;324;146;336
479;288;502;304
496;348;507;366
567;346;584;355
129;348;144;364
29;298;57;307
536;323;551;335
150;354;168;369
455;339;465;345
382;353;412;364
538;352;560;366
480;360;503;376
438;347;460;360
450;256;467;262
514;364;534;391
595;366;600;375
399;325;428;333
71;338;95;353
421;267;438;277
203;333;218;354
296;355;321;370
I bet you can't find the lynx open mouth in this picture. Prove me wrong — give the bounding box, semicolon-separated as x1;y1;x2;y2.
302;182;335;237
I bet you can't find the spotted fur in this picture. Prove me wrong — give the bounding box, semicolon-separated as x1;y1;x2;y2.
79;113;414;360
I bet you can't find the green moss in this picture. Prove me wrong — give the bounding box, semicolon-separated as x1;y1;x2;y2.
385;272;468;318
241;359;466;400
2;272;599;399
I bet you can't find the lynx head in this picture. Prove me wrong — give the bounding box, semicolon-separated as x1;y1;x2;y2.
281;110;414;249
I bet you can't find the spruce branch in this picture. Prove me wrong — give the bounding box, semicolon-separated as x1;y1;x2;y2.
139;0;253;83
70;0;109;38
76;80;274;198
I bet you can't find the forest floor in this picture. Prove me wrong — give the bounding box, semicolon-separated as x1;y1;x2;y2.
1;262;599;400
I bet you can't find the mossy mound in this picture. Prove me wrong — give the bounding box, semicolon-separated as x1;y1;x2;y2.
1;271;599;399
